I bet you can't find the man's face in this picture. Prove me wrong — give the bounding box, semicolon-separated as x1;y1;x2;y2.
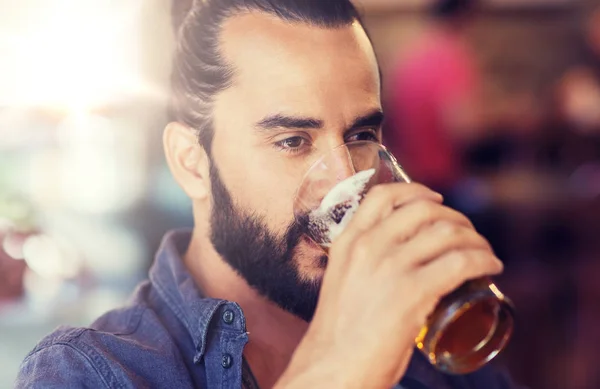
207;12;382;321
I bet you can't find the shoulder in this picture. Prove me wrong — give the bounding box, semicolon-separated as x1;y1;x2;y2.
15;293;151;389
16;283;193;388
15;327;119;388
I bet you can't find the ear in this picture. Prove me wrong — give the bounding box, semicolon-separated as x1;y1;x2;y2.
163;122;210;201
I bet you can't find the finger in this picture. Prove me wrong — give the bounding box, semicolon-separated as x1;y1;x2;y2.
377;222;493;270
414;248;504;301
356;200;474;263
332;183;442;261
349;183;442;233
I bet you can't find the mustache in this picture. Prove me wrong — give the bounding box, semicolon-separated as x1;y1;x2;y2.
284;212;311;252
285;212;329;270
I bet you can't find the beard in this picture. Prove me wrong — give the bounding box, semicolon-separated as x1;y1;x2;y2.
208;160;326;322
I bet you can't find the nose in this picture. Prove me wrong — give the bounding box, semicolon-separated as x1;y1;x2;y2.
306;146;356;210
330;146;356;183
294;142;387;216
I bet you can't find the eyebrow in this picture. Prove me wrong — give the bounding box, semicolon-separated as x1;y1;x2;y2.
254;109;384;133
255;114;323;131
349;110;385;131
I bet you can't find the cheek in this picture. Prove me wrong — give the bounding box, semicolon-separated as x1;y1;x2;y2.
218;151;301;230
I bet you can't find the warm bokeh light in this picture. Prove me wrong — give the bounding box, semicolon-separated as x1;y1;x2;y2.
22;234;80;279
0;0;150;113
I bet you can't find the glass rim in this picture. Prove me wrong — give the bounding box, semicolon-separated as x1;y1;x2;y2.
293;140;400;201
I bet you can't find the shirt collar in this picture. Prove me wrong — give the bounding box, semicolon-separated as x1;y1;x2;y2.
149;229;241;362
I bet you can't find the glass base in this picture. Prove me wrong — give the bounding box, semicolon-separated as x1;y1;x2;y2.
416;278;515;374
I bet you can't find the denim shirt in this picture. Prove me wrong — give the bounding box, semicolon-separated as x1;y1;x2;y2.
15;229;522;389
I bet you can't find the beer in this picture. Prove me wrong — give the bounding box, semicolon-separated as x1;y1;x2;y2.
414;278;515;373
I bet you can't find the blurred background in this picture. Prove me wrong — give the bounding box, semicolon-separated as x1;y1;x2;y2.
0;0;599;388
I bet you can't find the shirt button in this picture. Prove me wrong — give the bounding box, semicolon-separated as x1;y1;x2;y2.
222;309;234;325
221;353;233;369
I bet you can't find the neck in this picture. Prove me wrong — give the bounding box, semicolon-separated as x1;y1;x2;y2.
184;220;309;388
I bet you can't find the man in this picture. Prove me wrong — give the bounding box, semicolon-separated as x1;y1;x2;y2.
16;1;521;388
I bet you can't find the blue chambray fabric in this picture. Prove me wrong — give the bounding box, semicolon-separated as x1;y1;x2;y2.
15;229;523;389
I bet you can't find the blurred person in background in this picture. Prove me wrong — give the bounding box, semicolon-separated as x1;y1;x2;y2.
554;6;600;165
15;1;522;388
384;0;520;267
384;0;483;208
540;5;600;171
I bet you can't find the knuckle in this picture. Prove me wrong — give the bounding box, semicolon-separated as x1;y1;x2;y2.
436;221;461;237
367;183;388;199
484;253;504;272
449;251;471;274
459;213;475;228
417;199;438;221
447;207;472;226
475;236;493;252
496;259;505;272
489;257;503;273
471;231;492;250
408;182;432;194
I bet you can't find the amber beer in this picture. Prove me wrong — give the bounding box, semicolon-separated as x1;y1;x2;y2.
414;277;515;374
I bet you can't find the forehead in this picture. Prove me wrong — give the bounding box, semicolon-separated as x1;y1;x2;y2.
216;12;381;119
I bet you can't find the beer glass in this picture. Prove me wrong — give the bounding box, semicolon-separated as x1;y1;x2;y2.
293;141;514;374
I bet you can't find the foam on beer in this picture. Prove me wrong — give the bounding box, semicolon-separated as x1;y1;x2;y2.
308;168;376;246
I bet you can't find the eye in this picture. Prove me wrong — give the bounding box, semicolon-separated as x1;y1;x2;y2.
273;136;311;154
346;130;380;143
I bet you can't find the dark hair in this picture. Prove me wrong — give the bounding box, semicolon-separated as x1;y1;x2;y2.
431;0;477;19
169;0;361;155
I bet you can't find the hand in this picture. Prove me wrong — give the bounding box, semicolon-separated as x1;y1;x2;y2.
277;183;503;389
